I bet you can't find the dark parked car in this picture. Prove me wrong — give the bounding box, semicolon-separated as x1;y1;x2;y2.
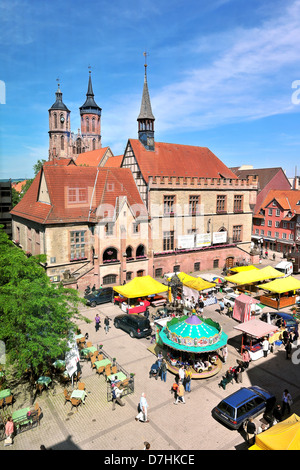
84;287;113;307
114;314;152;338
260;311;298;331
212;386;275;430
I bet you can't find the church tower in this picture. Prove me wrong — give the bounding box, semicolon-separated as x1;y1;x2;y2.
48;82;71;160
137;53;155;151
79;71;102;152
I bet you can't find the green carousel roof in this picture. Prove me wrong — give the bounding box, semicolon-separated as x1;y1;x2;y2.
159;314;228;353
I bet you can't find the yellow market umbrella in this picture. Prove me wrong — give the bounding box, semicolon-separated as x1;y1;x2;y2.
225;266;284;285
262;276;300;294
113;275;168;298
249;414;300;450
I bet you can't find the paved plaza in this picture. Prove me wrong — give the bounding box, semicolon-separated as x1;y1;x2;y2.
2;256;300;451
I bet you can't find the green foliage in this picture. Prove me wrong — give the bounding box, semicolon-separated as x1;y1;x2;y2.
0;227;88;381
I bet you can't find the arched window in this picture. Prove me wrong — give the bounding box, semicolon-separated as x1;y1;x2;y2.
137;270;144;277
103;274;117;285
60;114;64;129
61;135;64;150
126;246;133;259
92;118;95;132
92;138;96;150
76;138;82;154
136;244;145;258
86;117;89;132
103;247;118;263
54;113;57;128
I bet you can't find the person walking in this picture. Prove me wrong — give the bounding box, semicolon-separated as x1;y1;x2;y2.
111;384;125;411
184;367;192;392
219;300;225;314
285;339;292;360
262;337;269;358
104;316;110;334
4;417;14;446
282;389;293;416
95;313;101;332
222;345;228;364
175;380;186;404
245;418;256;446
160;359;167;382
135;393;149;423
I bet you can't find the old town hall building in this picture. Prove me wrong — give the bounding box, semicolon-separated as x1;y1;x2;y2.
11;64;258;289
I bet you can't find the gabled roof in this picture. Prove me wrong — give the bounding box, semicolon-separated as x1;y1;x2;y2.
104;155;122;168
76;148;112;167
126;139;237;183
230;167;290;191
254;189;300;217
11;165;147;225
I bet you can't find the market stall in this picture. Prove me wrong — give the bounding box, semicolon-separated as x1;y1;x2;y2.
158;313;228;378
234;319;278;361
232;293;261;322
225;266;284;294
113;275;168;314
259;276;300;310
171;272;216;306
227;265;259;276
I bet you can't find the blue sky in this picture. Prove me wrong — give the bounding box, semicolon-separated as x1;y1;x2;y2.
1;0;300;180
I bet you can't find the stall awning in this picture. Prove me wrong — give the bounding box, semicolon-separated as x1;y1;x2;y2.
175;272;215;291
113;275;168;299
234;319;278;338
262;276;300;294
249;414;300;450
229;265;259;273
225;265;284;285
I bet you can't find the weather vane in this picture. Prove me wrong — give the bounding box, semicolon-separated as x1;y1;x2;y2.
143;51;149;68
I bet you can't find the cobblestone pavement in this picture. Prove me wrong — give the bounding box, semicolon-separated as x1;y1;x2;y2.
3;255;300;451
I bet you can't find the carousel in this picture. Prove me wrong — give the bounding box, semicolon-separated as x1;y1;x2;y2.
157;313;228;379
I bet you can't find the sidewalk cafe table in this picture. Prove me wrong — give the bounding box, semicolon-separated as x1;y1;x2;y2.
12;407;32;430
107;371;127;383
94;358;111;369
52;360;66;370
36;376;52;388
71;389;87;404
81;346;97;357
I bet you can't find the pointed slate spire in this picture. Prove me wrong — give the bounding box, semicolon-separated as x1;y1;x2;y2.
79;71;102;117
137;53;155;151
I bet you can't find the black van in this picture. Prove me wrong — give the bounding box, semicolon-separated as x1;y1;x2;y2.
114;314;152;338
85;287;113;307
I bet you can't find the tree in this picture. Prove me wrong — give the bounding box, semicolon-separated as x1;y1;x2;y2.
0;227;89;391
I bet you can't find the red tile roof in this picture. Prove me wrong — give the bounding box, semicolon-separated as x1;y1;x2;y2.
11;180;28;193
104;155;123;168
126;139;237;183
255;189;300;216
11;165;147;224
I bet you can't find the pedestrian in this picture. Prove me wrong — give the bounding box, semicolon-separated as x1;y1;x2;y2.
184;366;192;392
241;348;251;368
160;359;167;382
282;389;293;416
245;418;256;445
219;300;225;313
178;365;185;383
235;363;243;383
111;384;125;411
104;316;110;334
135;392;149;423
285;340;292;360
272;404;282;424
4;417;14;446
171;381;179;402
175;380;186;404
199;299;204;314
143;442;151;450
95;313;101;332
222;345;228;363
262;337;269;358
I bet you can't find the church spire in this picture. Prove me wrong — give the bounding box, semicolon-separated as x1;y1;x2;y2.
137;52;155;151
79;70;101;117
